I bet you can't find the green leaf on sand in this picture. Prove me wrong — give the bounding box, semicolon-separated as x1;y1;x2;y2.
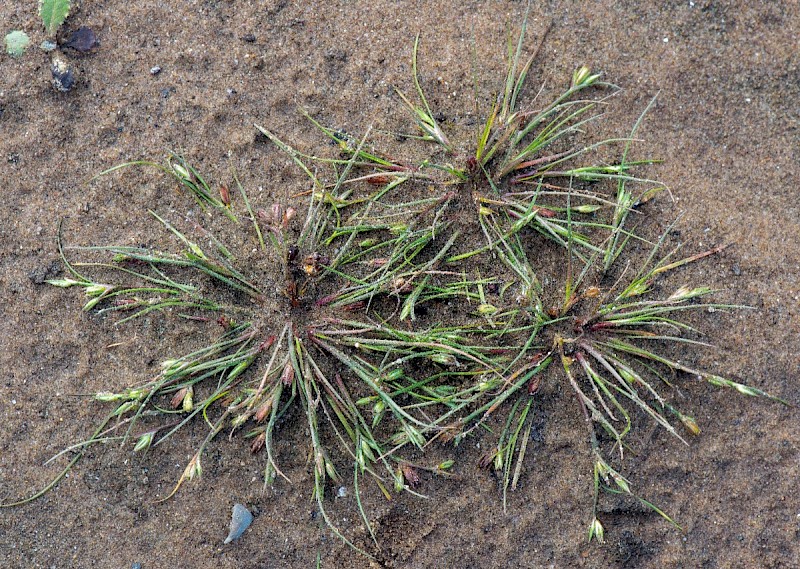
39;0;71;36
5;30;30;57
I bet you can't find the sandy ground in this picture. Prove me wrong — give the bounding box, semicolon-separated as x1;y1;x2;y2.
1;1;798;568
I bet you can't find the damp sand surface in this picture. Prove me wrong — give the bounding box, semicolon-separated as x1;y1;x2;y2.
1;2;798;567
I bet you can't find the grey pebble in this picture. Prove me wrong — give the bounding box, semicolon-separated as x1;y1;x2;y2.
224;503;253;544
51;57;75;92
150;65;162;75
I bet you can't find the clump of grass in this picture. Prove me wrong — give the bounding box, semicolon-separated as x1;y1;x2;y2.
5;145;488;555
4;5;787;555
258;4;785;541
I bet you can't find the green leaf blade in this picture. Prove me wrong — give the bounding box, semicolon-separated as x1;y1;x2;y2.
39;0;71;36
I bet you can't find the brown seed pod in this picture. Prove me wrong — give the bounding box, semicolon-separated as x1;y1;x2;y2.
302;252;328;277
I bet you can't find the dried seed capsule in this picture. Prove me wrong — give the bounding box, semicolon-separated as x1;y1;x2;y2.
302;252;328;277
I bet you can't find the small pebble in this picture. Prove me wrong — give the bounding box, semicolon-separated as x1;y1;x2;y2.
224;503;253;544
51;57;75;92
150;65;162;75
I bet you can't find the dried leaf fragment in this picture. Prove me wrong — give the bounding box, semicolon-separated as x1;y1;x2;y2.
63;27;98;52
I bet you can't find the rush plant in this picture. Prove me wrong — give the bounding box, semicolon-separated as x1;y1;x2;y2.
3;6;786;557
